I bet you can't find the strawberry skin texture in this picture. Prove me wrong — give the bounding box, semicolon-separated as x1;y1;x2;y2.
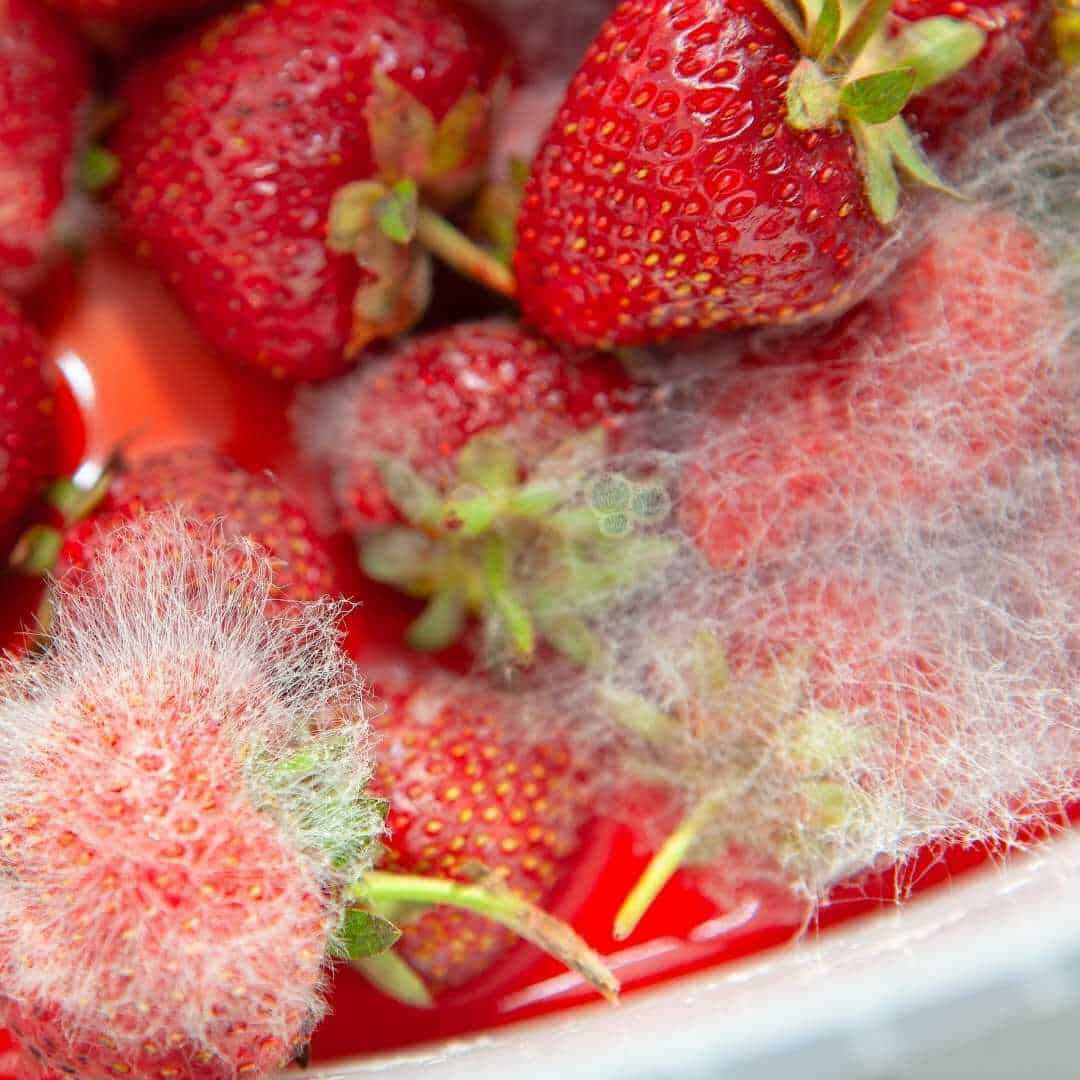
681;208;1065;571
44;0;214;20
0;293;56;555
893;0;1054;160
0;721;333;1079
300;319;638;530
371;664;590;991
0;0;90;297
110;0;510;381
513;0;884;350
61;448;338;602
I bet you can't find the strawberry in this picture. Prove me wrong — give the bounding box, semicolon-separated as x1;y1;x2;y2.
366;661;592;995
1;511;617;1073
55;447;339;603
680;207;1067;571
44;0;215;22
295;319;662;662
513;0;995;350
0;512;385;1079
893;0;1055;161
605;573;957;938
110;0;513;381
0;0;91;296
0;293;56;556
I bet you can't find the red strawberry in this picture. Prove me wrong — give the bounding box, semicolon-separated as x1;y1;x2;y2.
0;513;383;1079
110;0;512;381
0;0;91;296
0;293;56;555
44;0;215;21
57;447;339;602
368;661;592;995
607;573;956;938
513;0;995;350
295;319;656;661
893;0;1055;161
680;207;1067;571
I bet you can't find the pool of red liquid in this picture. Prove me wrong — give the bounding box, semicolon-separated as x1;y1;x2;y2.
1;242;1071;1069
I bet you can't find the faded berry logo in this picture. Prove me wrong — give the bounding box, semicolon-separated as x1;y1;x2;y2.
589;473;671;537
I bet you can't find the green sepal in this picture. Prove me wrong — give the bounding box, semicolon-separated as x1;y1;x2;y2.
809;0;842;61
881;117;962;195
891;17;988;95
376;179;421;245
786;58;841;130
377;459;444;530
342;909;402;960
834;0;894;65
8;525;64;575
80;145;120;194
1055;9;1080;67
407;588;467;652
455;433;520;492
253;737;385;874
840;67;916;124
360;527;437;593
352;949;435;1009
851;119;901;223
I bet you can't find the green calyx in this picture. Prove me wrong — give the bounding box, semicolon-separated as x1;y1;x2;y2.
1055;2;1080;67
252;734;389;879
9;468;115;576
773;0;987;222
328;176;514;358
609;633;871;940
80;145;120;195
361;430;674;666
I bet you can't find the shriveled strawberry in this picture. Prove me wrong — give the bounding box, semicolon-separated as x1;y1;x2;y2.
0;513;384;1080
55;447;339;602
110;0;512;381
0;293;56;556
367;661;593;995
0;0;91;296
893;0;1055;160
680;207;1067;571
295;319;662;662
514;0;992;349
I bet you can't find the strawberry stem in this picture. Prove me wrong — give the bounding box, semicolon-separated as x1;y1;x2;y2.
835;0;894;65
613;791;725;941
352;949;436;1009
416;206;516;298
758;0;812;52
359;871;619;1001
8;525;64;575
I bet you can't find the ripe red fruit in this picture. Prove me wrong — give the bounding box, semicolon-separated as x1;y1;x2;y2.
513;0;993;350
893;0;1054;161
0;0;91;296
680;207;1066;571
368;661;592;994
44;0;215;21
110;0;511;381
59;447;338;602
0;513;381;1079
0;294;56;555
296;319;648;659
